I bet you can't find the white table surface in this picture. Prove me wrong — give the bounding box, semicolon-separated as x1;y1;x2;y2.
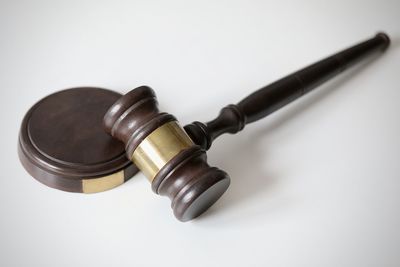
1;1;399;266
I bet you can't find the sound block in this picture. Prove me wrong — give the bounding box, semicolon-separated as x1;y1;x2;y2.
18;87;139;193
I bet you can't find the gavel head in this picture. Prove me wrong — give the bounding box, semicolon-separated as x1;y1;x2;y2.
103;86;230;221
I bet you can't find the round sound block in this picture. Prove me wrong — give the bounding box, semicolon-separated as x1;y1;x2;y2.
18;87;139;193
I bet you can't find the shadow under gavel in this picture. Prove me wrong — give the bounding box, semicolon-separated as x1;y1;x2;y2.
103;32;390;222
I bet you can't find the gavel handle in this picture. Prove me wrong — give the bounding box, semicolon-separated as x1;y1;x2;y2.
185;32;390;150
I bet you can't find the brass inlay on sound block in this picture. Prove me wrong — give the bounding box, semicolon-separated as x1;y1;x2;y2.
132;121;194;181
82;170;125;193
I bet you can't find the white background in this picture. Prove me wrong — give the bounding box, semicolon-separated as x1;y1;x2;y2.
1;0;399;266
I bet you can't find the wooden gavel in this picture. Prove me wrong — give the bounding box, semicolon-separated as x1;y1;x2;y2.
104;32;390;221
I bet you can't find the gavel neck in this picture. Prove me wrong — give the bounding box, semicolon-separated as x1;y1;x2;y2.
184;104;246;150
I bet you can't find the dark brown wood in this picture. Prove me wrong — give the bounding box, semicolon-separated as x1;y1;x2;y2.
103;32;390;221
18;87;138;192
185;32;390;149
104;86;230;221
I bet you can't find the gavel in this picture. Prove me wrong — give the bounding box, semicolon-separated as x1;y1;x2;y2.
103;32;390;221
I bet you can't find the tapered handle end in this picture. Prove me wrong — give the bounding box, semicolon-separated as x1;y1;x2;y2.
376;32;390;51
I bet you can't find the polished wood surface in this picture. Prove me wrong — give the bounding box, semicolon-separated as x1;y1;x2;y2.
18;87;138;193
